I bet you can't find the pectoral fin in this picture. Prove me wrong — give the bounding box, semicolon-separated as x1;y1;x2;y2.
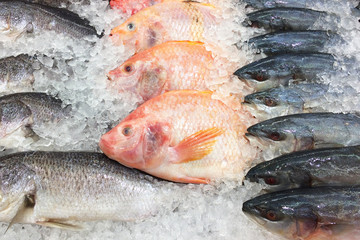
5;194;35;233
36;220;82;230
172;127;224;164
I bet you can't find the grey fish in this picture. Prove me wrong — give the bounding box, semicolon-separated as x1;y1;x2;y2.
0;92;70;139
243;0;322;9
242;186;360;240
243;84;329;119
245;145;360;192
0;0;99;40
234;53;336;91
245;8;338;31
0;151;172;229
25;0;91;8
248;31;342;56
246;112;360;152
0;54;41;91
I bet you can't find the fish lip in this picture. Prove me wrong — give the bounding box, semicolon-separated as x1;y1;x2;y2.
245;132;255;137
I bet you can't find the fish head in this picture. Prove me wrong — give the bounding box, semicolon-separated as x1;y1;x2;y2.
0;159;35;221
243;192;318;240
247;120;289;143
110;9;163;51
0;100;32;138
107;54;165;101
234;66;278;91
245;159;309;191
100;113;172;170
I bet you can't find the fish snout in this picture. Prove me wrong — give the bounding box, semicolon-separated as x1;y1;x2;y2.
99;133;117;156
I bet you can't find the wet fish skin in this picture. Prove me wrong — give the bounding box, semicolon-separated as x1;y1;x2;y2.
100;90;254;184
245;8;336;31
243;186;360;240
248;31;342;56
246;112;360;152
0;54;39;90
245;145;360;192
234;53;336;91
0;151;166;227
243;0;311;8
110;1;218;52
0;0;98;40
243;84;329;119
0;92;70;138
25;0;91;8
107;41;217;102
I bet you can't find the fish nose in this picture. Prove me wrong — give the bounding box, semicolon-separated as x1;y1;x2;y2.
99;133;116;153
107;74;113;81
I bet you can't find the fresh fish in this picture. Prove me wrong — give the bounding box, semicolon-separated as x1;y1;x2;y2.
246;112;360;152
110;1;218;52
0;92;70;140
0;54;41;91
0;0;99;41
100;90;254;184
25;0;91;8
245;8;338;31
245;145;360;192
243;84;329;119
107;41;219;102
0;151;171;229
110;0;164;14
248;31;342;56
243;0;328;9
234;53;336;91
243;186;360;240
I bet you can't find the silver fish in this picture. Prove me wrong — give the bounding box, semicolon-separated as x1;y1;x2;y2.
234;53;336;91
0;54;41;91
248;31;342;56
0;0;99;40
243;186;360;240
0;151;173;229
0;92;70;139
246;112;360;153
245;7;338;31
243;84;329;120
245;145;360;192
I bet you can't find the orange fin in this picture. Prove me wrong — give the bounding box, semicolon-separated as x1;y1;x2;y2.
172;127;224;164
178;176;210;184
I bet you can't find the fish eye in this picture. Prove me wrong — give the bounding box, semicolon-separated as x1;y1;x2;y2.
269;131;282;141
122;126;132;136
253;73;268;82
124;64;133;73
264;176;279;185
265;210;282;221
264;97;277;107
127;22;136;31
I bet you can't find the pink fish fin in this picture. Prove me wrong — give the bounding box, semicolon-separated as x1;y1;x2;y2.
172;127;224;164
178;176;210;184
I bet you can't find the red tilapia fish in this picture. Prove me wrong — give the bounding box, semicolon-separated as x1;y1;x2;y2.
107;41;232;102
110;0;219;52
110;0;164;14
99;90;256;184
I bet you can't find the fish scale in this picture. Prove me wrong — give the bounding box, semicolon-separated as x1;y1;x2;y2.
100;90;256;183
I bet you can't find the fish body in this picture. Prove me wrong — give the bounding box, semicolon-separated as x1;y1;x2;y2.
234;53;336;91
243;84;329;119
25;0;91;8
246;112;360;152
110;0;163;14
0;151;167;228
0;54;40;91
248;31;341;56
100;90;253;184
245;7;336;31
243;0;326;9
110;1;218;52
243;186;360;240
245;145;360;192
0;92;70;139
107;41;216;102
0;0;98;41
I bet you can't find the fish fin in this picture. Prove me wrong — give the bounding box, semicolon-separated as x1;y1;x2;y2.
172;127;224;164
178;176;209;184
5;194;34;233
22;125;40;142
36;220;82;230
